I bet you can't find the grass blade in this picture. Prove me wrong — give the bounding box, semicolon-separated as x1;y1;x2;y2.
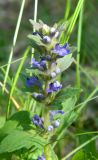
62;135;98;160
76;3;84;89
2;0;26;93
7;47;30;118
64;0;71;21
61;0;84;44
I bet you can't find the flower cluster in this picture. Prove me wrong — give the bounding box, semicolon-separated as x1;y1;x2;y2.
26;21;73;160
48;110;64;131
26;21;71;103
31;114;44;129
32;110;64;132
32;110;64;160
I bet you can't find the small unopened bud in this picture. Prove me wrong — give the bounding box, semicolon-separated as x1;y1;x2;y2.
55;68;60;74
50;27;56;34
48;125;54;132
54;31;59;38
42;24;50;34
43;36;51;43
32;93;44;100
53;120;60;128
50;72;56;78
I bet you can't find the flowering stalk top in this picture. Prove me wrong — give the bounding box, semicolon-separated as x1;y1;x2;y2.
25;19;74;160
26;20;74;104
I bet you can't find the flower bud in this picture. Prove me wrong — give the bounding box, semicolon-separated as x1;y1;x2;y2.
50;27;56;34
32;93;44;101
53;120;60;128
43;36;51;43
54;31;59;38
42;24;50;34
47;125;54;132
47;81;62;93
50;72;56;78
32;114;44;128
55;68;60;74
37;154;46;160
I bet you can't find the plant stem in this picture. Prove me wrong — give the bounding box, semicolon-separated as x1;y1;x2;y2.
76;3;84;88
30;0;38;67
64;0;71;21
2;0;26;93
34;0;38;32
65;0;84;42
6;47;30;118
62;135;98;160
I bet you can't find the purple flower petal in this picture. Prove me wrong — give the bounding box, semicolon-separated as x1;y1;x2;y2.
43;36;51;43
52;43;70;57
26;76;42;88
32;93;44;101
32;58;47;70
32;114;44;128
47;81;62;93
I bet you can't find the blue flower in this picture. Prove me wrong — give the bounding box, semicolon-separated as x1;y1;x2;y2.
47;125;54;132
32;58;47;71
43;36;51;43
55;68;60;74
53;119;60;128
49;110;64;121
32;92;44;101
52;43;70;57
32;114;44;128
37;154;46;160
47;81;62;93
26;76;42;88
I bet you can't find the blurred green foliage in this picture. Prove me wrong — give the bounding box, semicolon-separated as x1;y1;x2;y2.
0;0;98;159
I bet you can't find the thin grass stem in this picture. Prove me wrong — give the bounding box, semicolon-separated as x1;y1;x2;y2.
62;135;98;160
2;0;26;93
6;47;30;118
76;4;84;88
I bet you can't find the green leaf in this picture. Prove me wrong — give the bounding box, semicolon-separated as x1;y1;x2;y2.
0;111;31;142
72;150;88;160
0;130;47;154
72;149;98;160
29;19;43;30
78;134;98;158
0;120;19;142
51;87;81;107
0;117;5;129
28;34;45;47
9;111;31;130
53;97;78;148
57;54;74;73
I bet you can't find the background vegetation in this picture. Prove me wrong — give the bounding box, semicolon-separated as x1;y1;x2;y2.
0;0;98;159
